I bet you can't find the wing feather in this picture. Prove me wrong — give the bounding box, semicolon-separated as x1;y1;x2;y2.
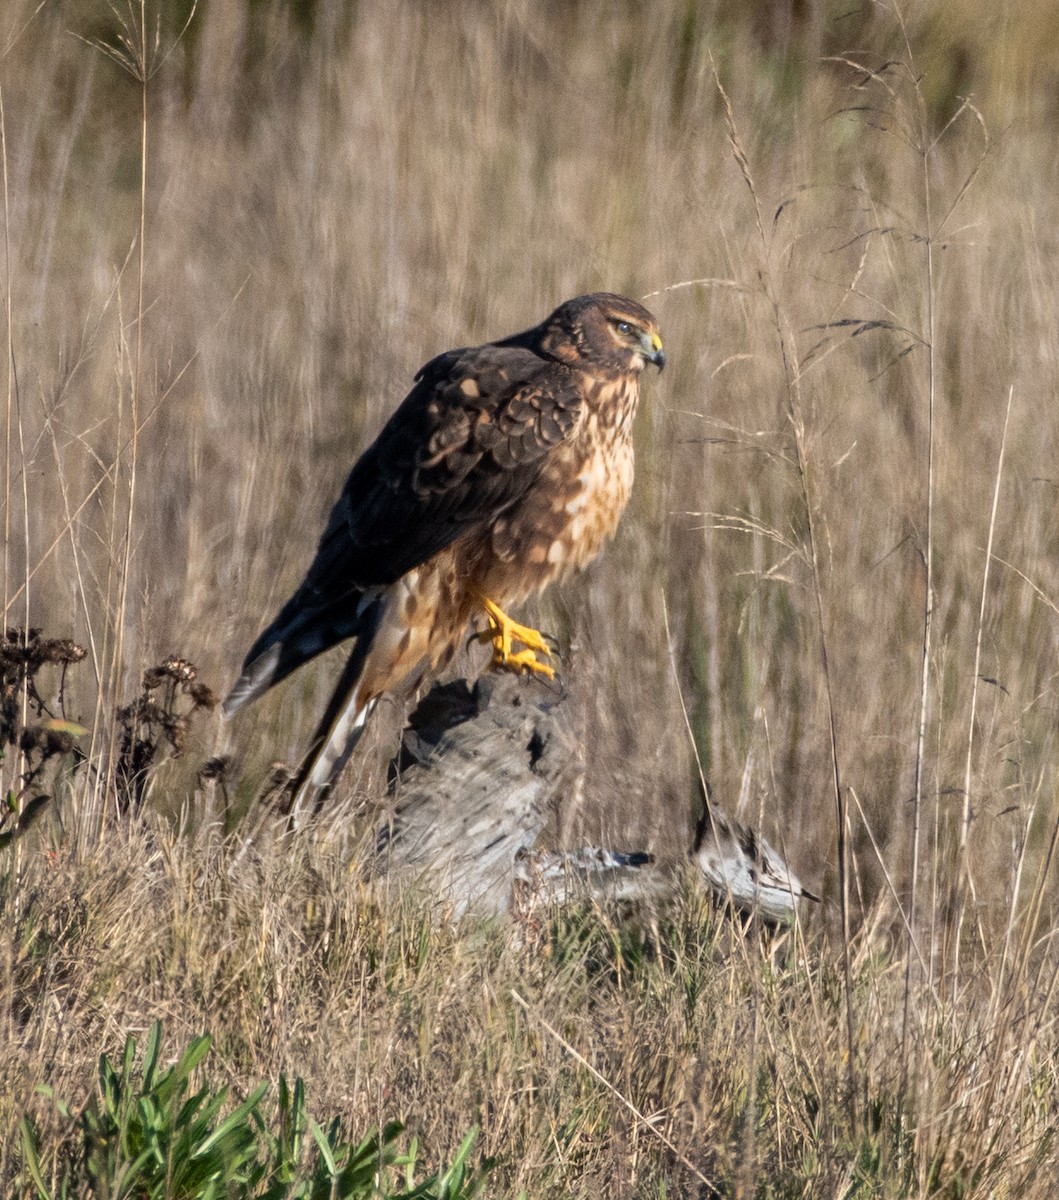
233;342;583;683
300;344;582;596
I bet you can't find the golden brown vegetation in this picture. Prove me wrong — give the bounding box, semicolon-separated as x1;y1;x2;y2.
2;0;1058;1195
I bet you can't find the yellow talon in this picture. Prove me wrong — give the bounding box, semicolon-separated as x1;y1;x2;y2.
474;596;557;681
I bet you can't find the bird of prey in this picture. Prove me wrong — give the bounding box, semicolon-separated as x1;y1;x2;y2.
223;293;665;799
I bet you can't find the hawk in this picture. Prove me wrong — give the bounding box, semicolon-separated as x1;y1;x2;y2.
223;293;665;797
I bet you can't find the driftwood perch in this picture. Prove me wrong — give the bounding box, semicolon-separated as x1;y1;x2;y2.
365;674;816;926
367;675;577;918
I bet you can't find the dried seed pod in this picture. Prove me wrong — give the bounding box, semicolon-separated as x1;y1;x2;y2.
43;729;76;757
162;657;197;683
199;755;231;782
43;639;87;665
19;725;41;753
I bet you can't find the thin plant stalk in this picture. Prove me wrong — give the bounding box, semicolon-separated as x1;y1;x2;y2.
710;57;858;1120
0;76;16;1076
510;989;718;1192
900;28;937;1098
0;84;11;622
107;3;148;816
950;385;1014;981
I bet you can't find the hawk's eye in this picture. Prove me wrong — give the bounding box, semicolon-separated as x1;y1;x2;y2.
614;320;633;336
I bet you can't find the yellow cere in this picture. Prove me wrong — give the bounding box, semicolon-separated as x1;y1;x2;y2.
651;332;663;352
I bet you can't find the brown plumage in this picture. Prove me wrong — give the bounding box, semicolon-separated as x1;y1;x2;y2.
223;293;665;799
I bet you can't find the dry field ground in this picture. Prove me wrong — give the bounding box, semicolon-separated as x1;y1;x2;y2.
2;1;1058;1195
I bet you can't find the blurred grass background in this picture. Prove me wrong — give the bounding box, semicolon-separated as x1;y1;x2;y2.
2;0;1059;1194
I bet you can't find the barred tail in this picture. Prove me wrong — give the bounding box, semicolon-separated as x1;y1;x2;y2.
283;600;386;817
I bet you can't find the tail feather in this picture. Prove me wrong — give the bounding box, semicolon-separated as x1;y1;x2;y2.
221;643;283;717
308;694;378;788
281;599;386;813
222;590;372;718
224;584;389;816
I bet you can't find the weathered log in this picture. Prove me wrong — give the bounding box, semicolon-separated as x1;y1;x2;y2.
366;675;577;918
365;674;816;926
692;781;818;925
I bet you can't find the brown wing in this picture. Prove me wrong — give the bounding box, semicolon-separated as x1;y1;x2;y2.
304;344;582;590
242;343;584;669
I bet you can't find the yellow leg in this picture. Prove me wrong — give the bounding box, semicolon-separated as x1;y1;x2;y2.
474;596;557;681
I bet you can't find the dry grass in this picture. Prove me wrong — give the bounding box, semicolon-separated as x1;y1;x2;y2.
2;0;1058;1195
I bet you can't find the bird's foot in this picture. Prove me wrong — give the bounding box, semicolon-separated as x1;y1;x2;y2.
473;596;557;681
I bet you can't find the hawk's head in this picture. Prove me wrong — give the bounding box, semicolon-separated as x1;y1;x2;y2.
539;293;665;377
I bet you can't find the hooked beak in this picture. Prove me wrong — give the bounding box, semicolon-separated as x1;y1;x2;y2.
641;329;666;371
